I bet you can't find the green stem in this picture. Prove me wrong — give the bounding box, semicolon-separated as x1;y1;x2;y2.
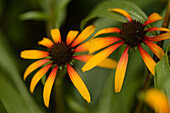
54;67;67;113
134;1;170;113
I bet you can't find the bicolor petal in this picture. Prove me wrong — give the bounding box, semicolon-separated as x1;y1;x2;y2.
23;59;51;80
73;41;89;53
143;13;162;26
144;89;170;113
115;46;129;93
82;41;124;72
21;50;49;59
43;65;58;108
138;45;156;75
145;33;170;42
66;63;91;103
71;25;95;47
66;30;79;45
89;37;122;54
145;27;170;32
73;55;117;69
51;28;61;43
143;40;164;59
38;38;54;48
109;8;132;22
30;63;52;93
92;28;121;39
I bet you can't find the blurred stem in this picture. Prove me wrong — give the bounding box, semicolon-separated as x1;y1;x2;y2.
54;67;67;113
46;0;56;37
134;1;170;113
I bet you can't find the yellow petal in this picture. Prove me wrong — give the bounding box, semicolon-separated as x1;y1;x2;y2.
92;28;121;39
24;59;51;80
146;27;170;32
144;40;164;59
144;89;170;113
30;63;52;93
89;37;122;54
73;41;89;53
38;38;54;48
138;45;156;75
109;8;132;22
115;46;129;93
21;50;49;59
145;33;170;42
66;30;79;45
144;13;162;26
51;28;61;43
66;63;91;103
43;65;58;108
73;54;117;69
82;41;124;72
71;25;95;47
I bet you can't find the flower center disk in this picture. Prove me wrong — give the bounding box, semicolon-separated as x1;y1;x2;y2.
49;42;73;66
120;20;145;48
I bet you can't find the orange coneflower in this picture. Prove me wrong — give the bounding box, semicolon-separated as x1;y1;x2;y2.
20;25;117;107
144;88;170;113
82;9;170;93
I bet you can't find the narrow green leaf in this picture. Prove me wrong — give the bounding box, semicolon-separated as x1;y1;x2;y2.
0;100;8;113
20;11;47;21
0;31;46;113
0;73;33;113
81;1;148;29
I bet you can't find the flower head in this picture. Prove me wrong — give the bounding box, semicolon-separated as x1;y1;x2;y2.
21;25;117;107
144;88;170;113
82;9;170;93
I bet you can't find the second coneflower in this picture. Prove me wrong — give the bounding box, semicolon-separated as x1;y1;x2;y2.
21;25;117;107
82;9;170;93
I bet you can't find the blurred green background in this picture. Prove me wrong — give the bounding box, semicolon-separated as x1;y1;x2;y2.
0;0;169;113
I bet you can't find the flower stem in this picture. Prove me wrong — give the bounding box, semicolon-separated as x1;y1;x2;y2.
54;67;67;113
134;1;170;113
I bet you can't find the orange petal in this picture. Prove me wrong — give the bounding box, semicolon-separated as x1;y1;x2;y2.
30;63;52;93
144;89;170;113
89;37;122;54
109;8;132;22
38;38;54;48
145;33;170;41
115;46;129;93
66;63;91;103
66;30;79;45
138;45;156;75
43;65;58;108
143;13;162;26
73;41;89;53
51;28;61;43
21;50;49;59
24;59;51;80
143;40;164;59
73;54;117;69
92;28;121;39
145;27;170;32
71;25;95;47
82;41;124;72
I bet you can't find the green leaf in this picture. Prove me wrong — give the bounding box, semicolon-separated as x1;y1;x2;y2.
81;1;148;29
154;44;170;98
0;100;7;113
0;30;46;113
20;11;47;21
0;73;33;113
